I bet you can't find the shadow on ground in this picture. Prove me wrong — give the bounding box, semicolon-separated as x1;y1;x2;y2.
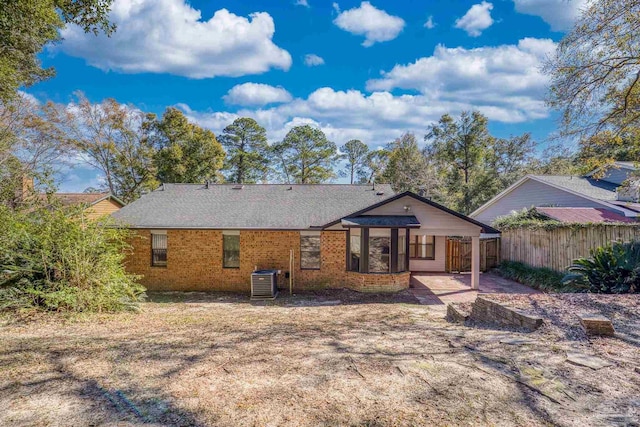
146;287;421;307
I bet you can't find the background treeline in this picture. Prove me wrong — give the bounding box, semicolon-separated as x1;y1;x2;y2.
1;94;583;214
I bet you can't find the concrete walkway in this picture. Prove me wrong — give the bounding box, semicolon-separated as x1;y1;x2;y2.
410;272;538;307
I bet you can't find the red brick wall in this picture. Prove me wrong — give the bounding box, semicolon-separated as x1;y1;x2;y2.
124;229;409;293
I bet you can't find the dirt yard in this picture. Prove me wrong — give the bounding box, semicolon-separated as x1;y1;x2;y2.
1;289;639;426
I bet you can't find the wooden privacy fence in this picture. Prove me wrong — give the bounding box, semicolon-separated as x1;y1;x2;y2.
501;225;640;272
446;237;500;273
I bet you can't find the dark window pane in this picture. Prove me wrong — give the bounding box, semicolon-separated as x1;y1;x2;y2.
151;234;167;266
369;236;390;273
223;234;240;268
301;235;321;269
350;234;360;272
409;235;435;260
397;234;406;272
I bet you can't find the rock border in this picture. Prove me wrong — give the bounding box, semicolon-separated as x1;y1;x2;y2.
447;296;543;332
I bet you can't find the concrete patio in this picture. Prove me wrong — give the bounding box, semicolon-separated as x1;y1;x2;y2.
409;272;538;308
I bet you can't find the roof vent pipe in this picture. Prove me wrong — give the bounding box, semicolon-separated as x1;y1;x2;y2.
205;180;209;189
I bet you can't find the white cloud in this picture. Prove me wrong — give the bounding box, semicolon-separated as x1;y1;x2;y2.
295;0;310;7
424;16;436;29
181;63;553;149
366;38;555;121
513;0;587;31
17;91;40;105
333;1;405;47
181;89;449;146
304;54;325;67
58;0;292;79
455;1;494;37
223;83;293;106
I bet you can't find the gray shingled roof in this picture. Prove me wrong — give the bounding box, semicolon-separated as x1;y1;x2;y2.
614;161;637;169
111;184;395;229
531;175;618;201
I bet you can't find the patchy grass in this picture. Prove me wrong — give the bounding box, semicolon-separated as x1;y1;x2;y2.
1;289;639;426
495;261;568;292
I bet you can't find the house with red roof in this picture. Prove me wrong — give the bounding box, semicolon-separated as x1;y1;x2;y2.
470;162;640;225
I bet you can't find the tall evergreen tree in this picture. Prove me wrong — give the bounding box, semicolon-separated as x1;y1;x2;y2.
425;111;491;213
382;133;440;196
360;149;390;184
340;139;369;184
273;125;339;184
149;107;225;184
219;118;270;183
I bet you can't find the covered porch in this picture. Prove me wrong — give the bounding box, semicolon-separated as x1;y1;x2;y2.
331;192;500;291
408;232;486;289
408;234;500;281
409;272;538;306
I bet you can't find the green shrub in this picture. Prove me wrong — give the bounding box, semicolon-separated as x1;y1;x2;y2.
495;261;567;292
0;202;145;312
493;208;562;230
563;241;640;294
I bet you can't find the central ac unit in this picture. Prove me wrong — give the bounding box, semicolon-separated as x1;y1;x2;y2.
251;270;278;300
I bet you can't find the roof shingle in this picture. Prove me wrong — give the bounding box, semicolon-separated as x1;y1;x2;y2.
112;184;395;229
531;175;618;200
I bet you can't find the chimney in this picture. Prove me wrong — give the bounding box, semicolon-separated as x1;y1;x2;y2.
14;174;34;204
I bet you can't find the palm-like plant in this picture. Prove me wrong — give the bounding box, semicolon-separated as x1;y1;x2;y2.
563;241;640;294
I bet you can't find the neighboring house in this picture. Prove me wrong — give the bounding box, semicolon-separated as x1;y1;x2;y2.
50;193;125;220
471;162;640;225
14;177;125;219
112;184;498;293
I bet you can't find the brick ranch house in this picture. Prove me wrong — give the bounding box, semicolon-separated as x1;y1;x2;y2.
112;184;499;293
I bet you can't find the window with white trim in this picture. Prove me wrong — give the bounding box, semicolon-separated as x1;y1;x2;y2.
223;231;240;268
409;235;435;260
151;232;167;267
300;231;321;270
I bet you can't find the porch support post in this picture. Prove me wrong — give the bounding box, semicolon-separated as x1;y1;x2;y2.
471;235;480;290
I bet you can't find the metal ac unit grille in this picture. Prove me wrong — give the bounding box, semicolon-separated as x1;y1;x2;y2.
251;270;278;299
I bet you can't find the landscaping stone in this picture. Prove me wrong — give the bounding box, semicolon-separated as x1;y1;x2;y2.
499;338;538;346
316;300;342;306
446;303;469;323
468;296;543;331
579;314;615;337
566;351;613;370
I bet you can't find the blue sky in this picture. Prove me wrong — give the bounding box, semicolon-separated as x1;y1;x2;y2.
29;0;586;191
